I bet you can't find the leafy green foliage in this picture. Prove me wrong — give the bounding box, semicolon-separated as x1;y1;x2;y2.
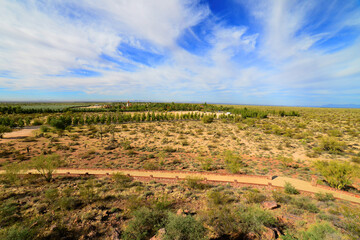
314;160;357;189
224;150;243;174
164;213;206;240
122;207;167;240
31;154;63;182
300;222;341;240
184;176;208;190
284;182;299;195
0;125;12;138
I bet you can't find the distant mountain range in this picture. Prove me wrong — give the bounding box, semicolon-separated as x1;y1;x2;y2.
320;104;360;108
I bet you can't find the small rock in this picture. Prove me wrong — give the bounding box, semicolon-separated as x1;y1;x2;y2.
262;201;278;210
150;228;165;240
262;227;276;240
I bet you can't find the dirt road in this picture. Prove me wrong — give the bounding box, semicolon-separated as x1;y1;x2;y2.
0;126;40;142
2;168;358;204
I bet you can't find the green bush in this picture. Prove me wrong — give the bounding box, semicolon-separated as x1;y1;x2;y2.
0;125;12;138
284;182;299;195
0;224;35;240
236;205;277;237
0;199;20;227
319;137;346;154
291;197;319;213
314;160;357;189
184;176;208;190
164;213;206;240
122;207;167;240
224;150;243;174
244;191;267;203
112;172;133;188
315;192;335;202
300;222;341;240
272;190;292;204
201;115;214;123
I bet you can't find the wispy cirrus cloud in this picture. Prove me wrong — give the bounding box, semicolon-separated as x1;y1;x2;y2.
0;0;360;105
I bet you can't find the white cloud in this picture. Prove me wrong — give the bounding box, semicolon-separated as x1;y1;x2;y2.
0;0;359;104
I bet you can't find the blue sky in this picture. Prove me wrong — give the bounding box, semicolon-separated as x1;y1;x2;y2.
1;0;360;106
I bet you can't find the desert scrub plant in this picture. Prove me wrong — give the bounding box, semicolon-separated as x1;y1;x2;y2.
272;190;292;204
0;224;36;240
3;162;27;185
284;182;299;195
184;176;208;190
314;192;335;202
164;213;206;240
31;154;63;182
198;157;214;171
112;172;133;188
318;137;346;154
290;196;319;213
223;150;243;174
0;125;12;138
314;160;358;190
244;190;267;203
79;179;98;203
201;115;214;123
299;222;342;240
122;207;167;240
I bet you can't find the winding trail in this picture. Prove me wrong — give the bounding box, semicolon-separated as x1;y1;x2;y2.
2;168;359;204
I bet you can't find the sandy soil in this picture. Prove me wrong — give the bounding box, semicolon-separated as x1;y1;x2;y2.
0;127;40;143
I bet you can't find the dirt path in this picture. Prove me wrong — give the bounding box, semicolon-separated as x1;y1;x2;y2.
0;127;40;143
2;168;358;204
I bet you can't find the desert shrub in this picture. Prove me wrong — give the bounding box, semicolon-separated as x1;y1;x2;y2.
201;115;214;123
315;192;335;202
199;157;213;171
224;150;243;174
351;156;360;164
204;204;277;238
0;199;20;227
31;154;63;182
3;162;27;185
314;160;357;190
300;222;341;240
44;188;59;204
284;182;299;195
40;125;50;133
122;207;167;240
184;176;208;190
244;190;267;203
319;137;346;154
236;205;277;237
0;224;35;240
278;156;294;168
59;196;81;211
203;206;240;238
112;172;133;188
79;180;98;203
291;196;319;213
0;125;12;138
164;213;206;240
272;190;292;203
207;190;233;205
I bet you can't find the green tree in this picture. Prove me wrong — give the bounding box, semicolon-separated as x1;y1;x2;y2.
31;154;62;182
0;125;12;138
